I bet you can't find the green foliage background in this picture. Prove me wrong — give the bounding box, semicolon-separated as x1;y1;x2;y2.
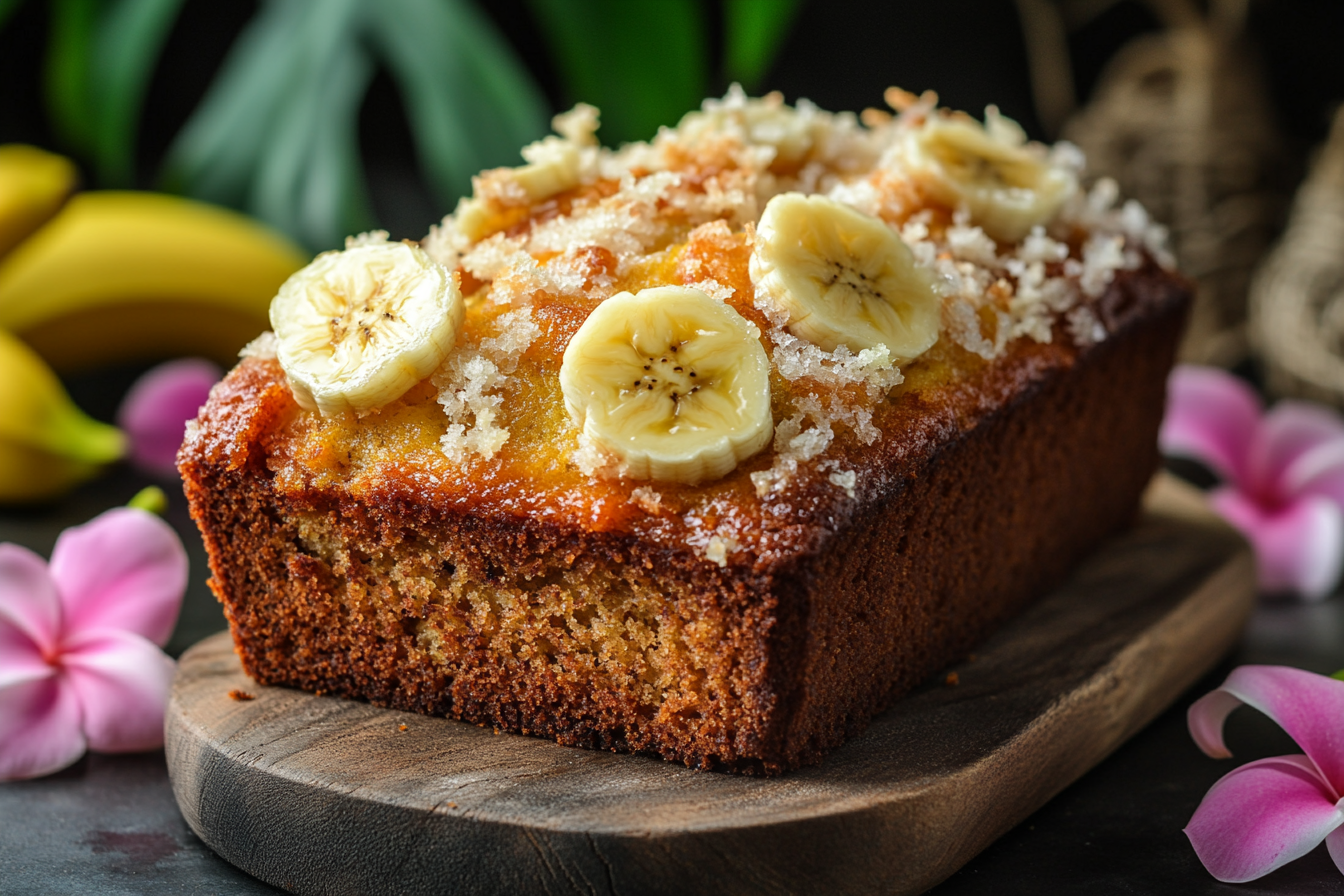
2;0;802;251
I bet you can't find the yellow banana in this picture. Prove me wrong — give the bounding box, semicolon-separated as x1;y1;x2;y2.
0;144;77;260
0;191;307;372
0;328;125;503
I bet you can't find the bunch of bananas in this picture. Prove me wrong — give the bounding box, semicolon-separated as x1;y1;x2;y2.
0;144;307;503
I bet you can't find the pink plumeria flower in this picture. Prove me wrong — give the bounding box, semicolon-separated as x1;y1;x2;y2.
0;507;187;780
1160;365;1344;599
117;358;222;478
1185;665;1344;882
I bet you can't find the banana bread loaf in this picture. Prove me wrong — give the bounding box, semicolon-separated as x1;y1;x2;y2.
180;89;1189;774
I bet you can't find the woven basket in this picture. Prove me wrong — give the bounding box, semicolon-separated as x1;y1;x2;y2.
1249;107;1344;406
1056;0;1285;366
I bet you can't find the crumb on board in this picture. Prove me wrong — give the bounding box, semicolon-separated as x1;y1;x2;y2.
228;689;255;701
944;672;960;687
398;723;408;732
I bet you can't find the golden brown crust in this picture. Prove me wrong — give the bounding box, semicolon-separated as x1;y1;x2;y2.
181;263;1188;774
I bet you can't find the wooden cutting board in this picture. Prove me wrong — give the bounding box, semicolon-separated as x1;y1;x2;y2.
166;473;1254;896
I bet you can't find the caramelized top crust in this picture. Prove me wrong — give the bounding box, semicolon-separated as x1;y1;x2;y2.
183;259;1187;576
183;91;1185;574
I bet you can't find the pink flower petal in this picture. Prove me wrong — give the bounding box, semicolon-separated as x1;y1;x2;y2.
1284;437;1344;506
1188;665;1344;791
48;507;187;648
61;628;175;753
1210;488;1343;600
1327;824;1344;876
1185;754;1344;883
1159;365;1261;484
1188;689;1243;760
116;358;221;477
0;675;86;780
0;543;62;655
1246;402;1344;502
0;621;53;690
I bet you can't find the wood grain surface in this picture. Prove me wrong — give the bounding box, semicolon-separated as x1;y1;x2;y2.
166;474;1254;896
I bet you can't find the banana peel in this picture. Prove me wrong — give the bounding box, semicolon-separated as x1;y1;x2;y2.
0;144;78;260
0;328;125;503
0;191;307;372
0;150;308;502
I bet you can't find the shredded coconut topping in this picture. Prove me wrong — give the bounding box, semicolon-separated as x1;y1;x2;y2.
703;534;740;567
345;230;390;249
572;431;617;478
630;486;663;514
762;324;904;402
410;87;1166;500
828;469;858;499
682;510;744;567
239;331;278;360
432;308;540;462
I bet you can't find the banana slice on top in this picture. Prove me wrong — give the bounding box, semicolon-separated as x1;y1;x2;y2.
751;193;940;360
455;136;582;242
896;110;1076;243
560;286;772;485
271;242;464;415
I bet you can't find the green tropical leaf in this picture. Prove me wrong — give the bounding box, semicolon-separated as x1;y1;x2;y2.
165;0;376;249
165;0;545;250
45;0;98;153
161;0;315;205
370;0;547;207
88;0;187;185
723;0;801;90
526;0;707;145
0;0;27;31
248;5;374;248
44;0;185;185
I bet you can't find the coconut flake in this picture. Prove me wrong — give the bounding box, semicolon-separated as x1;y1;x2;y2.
1080;233;1125;298
945;299;997;359
689;278;735;303
433;308;540;462
571;432;613;477
239;331;278;360
1067;304;1107;346
703;534;740;567
630;486;663;514
345;230;390;249
828;469;858;498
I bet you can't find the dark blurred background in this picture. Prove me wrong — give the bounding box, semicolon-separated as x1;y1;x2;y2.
4;8;1344;891
2;0;1340;243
